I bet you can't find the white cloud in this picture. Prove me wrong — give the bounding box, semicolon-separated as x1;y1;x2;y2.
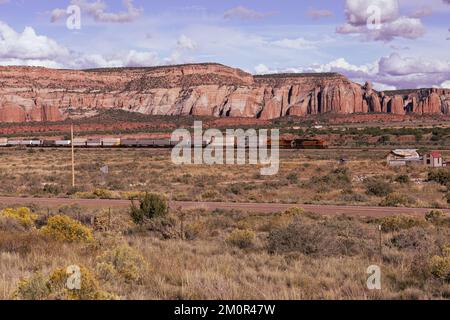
379;53;450;75
51;0;142;24
254;64;270;74
177;34;197;50
337;0;425;41
441;80;450;88
372;82;397;91
254;52;450;90
0;21;70;61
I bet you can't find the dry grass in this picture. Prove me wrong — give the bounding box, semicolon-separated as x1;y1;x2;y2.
0;204;449;300
0;148;448;209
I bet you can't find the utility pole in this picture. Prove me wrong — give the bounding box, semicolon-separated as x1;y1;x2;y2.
379;225;383;263
71;124;75;188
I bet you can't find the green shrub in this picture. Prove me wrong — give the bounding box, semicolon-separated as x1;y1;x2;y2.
130;193;169;225
428;169;450;186
226;229;256;249
365;178;393;197
425;210;446;223
380;192;416;207
41;215;94;243
93;189;113;199
14;273;50;300
340;193;368;203
267;218;375;257
286;173;299;184
308;167;352;191
380;216;425;232
395;175;411;184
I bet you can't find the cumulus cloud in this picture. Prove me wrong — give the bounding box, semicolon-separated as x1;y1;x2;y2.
0;20;163;69
254;64;270;74
51;0;142;23
177;34;197;50
337;0;425;41
163;35;197;65
224;6;274;20
379;53;450;76
0;21;70;61
254;53;450;90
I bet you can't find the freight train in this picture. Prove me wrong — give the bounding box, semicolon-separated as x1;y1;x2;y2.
0;137;327;149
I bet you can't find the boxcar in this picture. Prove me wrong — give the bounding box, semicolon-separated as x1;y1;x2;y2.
0;138;8;147
7;140;22;146
42;140;57;147
86;139;102;147
73;138;87;147
136;139;154;147
120;139;138;147
102;138;121;147
153;139;172;147
55;140;71;147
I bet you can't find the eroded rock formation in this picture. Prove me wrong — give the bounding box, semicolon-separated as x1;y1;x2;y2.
0;63;449;123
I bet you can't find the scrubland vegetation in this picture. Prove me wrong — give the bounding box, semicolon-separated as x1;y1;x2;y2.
0;193;449;300
0;148;449;209
1;142;450;300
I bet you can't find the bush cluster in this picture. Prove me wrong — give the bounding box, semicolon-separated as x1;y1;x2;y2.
226;229;256;249
15;266;117;300
96;245;147;284
0;208;37;230
41;215;94;243
130;193;168;225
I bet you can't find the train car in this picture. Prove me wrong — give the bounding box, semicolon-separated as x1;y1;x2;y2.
0;138;8;147
86;139;102;147
102;138;121;147
7;139;24;146
153;139;172;148
29;140;42;147
292;139;328;149
55;140;71;147
42;140;56;147
136;139;155;147
73;138;87;147
120;139;138;147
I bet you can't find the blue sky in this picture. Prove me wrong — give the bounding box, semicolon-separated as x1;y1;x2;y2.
0;0;449;90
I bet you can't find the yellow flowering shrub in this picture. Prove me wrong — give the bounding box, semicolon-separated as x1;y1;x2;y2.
430;255;450;282
47;266;117;300
41;215;94;243
96;245;147;284
1;207;37;229
15;266;117;300
14;273;50;300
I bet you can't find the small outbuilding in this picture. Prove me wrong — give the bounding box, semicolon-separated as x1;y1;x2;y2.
424;151;444;168
387;149;422;167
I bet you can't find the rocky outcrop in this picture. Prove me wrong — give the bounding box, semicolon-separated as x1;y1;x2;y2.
0;63;449;123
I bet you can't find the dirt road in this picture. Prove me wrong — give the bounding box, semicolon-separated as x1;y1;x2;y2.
0;196;445;217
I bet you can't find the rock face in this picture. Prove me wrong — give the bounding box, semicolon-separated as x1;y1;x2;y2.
0;63;449;123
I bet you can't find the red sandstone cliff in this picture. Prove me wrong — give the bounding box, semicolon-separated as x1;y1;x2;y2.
0;63;449;123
